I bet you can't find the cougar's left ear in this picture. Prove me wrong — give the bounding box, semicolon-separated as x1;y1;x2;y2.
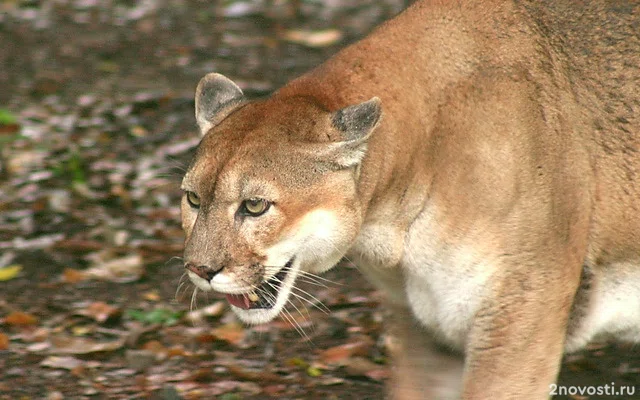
326;97;382;168
195;73;245;135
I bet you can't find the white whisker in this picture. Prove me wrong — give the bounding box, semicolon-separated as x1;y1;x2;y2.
259;282;311;342
190;287;199;311
290;286;331;314
283;305;312;342
166;256;183;266
267;275;331;315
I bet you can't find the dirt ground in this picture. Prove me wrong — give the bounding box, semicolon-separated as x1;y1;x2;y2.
1;1;640;399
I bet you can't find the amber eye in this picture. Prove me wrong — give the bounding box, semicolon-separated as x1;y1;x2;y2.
185;191;201;208
240;198;270;217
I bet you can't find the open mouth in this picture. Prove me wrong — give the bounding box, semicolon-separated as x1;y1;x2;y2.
225;260;293;310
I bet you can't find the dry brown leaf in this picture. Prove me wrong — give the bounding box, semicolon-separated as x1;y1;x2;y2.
84;254;144;283
71;325;92;336
320;337;373;364
364;367;391;381
343;356;389;381
227;364;282;383
142;339;167;356
75;301;121;323
40;355;85;370
27;342;50;352
211;323;246;346
124;322;161;347
190;368;215;383
283;29;343;48
125;349;157;371
186;301;226;323
5;311;38;326
54;239;103;252
208;380;262;396
263;384;287;396
142;290;160;301
62;268;86;284
0;332;9;349
50;334;125;354
167;346;187;358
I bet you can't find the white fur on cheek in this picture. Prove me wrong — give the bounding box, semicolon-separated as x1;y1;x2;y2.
219;209;350;326
264;209;346;272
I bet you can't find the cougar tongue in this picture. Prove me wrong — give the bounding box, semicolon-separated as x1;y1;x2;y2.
226;294;250;309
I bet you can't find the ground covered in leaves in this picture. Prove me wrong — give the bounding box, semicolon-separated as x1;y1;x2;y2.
2;1;640;399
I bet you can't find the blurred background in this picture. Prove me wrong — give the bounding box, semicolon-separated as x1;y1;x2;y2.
0;1;638;399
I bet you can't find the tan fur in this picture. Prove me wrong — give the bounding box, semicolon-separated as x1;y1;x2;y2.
181;1;640;398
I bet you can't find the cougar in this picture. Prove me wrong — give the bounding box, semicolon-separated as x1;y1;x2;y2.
180;0;640;398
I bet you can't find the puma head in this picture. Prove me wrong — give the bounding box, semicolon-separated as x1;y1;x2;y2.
181;73;381;324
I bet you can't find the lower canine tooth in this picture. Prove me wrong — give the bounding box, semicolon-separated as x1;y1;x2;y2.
247;292;259;302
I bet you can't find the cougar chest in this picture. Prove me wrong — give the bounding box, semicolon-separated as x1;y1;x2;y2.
402;207;496;349
348;222;408;306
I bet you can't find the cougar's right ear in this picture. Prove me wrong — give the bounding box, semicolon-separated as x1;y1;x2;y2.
195;73;245;135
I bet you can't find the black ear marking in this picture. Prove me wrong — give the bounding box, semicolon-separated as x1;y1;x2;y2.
311;97;382;169
195;73;245;135
331;97;382;141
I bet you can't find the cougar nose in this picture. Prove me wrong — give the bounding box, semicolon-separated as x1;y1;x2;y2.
184;263;222;281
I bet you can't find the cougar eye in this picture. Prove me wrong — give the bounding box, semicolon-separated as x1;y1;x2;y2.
185;191;201;208
240;198;270;217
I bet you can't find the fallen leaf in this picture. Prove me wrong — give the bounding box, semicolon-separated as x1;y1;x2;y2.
142;340;168;356
209;380;262;396
0;332;9;349
319;376;346;386
50;334;125;354
186;301;226;323
125;349;157;371
343;356;389;381
167;346;187;358
283;29;343;48
0;264;22;281
130;125;148;137
40;356;84;370
320;338;373;364
124;321;161;347
76;301;121;323
0;123;19;134
142;290;160;301
307;365;323;377
84;254;144;283
46;391;65;400
364;367;391;381
62;268;86;283
2;234;64;251
27;342;50;352
211;323;246;346
126;308;182;326
97;61;120;73
263;384;287;396
227;364;282;383
190;368;216;383
20;327;49;343
287;357;308;368
0;108;17;125
71;325;92;336
5;311;38;326
54;239;103;252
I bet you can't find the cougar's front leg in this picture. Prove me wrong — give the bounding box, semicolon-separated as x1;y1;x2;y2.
388;305;463;400
461;254;582;400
